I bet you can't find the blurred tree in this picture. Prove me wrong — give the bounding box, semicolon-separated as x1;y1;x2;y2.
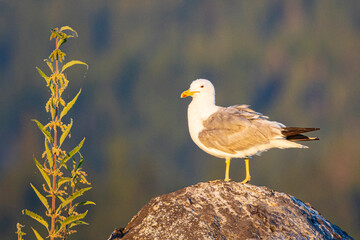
0;1;359;239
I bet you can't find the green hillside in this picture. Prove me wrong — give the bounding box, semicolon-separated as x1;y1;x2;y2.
0;1;359;239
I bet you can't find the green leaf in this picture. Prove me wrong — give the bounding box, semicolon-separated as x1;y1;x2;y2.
22;209;49;231
56;38;67;48
31;227;44;240
58;177;71;188
60;187;92;208
60;211;88;230
32;119;53;144
63;162;71;172
61;60;88;73
44;59;54;73
60;138;85;167
55;195;66;215
36;67;49;85
59;118;73;147
49;98;55;120
76;153;84;170
59;26;78;37
33;157;51;190
59;89;81;120
76;201;96;206
57;195;65;202
55;195;65;209
44;139;53;168
30;183;50;212
48;78;55;92
69;220;89;228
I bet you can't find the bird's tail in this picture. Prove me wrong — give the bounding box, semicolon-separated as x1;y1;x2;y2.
281;127;320;142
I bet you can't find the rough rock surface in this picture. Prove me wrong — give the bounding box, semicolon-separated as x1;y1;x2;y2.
109;181;353;240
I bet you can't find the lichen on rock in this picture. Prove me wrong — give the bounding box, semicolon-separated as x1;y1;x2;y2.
108;181;353;240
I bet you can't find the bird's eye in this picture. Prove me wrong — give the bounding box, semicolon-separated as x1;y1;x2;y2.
200;85;204;88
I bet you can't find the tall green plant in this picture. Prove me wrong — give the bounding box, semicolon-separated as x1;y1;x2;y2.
18;26;94;240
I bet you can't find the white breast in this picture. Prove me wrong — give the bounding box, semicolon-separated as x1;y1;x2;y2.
187;100;221;156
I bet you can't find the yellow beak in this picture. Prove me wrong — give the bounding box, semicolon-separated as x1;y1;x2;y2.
181;89;199;98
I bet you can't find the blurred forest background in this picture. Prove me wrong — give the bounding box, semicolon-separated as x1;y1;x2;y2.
1;1;360;239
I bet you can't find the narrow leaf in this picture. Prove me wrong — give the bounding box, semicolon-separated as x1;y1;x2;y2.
30;183;50;212
69;220;89;228
55;195;66;215
76;201;96;206
49;98;55;120
63;162;71;172
57;195;66;202
44;59;54;72
59;26;78;37
32;119;53;144
31;227;44;240
60;89;81;120
58;177;71;188
60;210;88;230
33;157;51;189
44;139;53;168
56;38;67;48
36;67;49;85
48;78;55;93
76;152;84;170
61;187;92;208
61;60;88;73
60;138;85;167
22;209;49;231
55;195;66;212
59;118;73;147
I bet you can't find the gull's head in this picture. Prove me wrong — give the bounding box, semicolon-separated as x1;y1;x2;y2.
181;79;215;99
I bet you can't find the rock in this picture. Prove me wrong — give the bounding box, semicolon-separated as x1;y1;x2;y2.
109;181;353;240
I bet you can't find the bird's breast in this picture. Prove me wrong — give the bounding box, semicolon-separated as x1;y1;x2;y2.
187;102;219;153
187;105;205;144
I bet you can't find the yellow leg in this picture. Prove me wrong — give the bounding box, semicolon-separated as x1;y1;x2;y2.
224;158;231;182
240;157;251;184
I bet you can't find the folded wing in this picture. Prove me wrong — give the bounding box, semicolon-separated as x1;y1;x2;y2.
198;105;282;154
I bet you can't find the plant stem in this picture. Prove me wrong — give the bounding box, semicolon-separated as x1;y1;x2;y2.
50;36;60;240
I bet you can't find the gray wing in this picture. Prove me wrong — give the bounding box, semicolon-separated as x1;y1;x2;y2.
198;105;281;154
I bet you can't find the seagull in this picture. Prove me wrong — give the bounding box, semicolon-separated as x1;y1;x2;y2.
181;79;319;183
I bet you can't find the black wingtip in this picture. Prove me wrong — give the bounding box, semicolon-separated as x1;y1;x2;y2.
282;127;320;142
281;127;320;136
